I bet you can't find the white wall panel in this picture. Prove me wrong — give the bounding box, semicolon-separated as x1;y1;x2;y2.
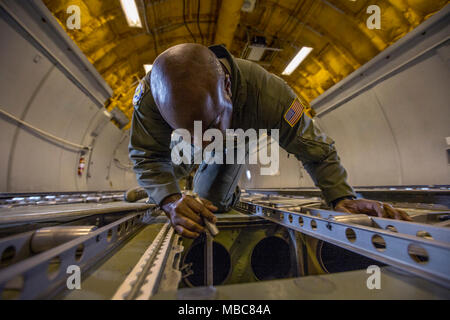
244;9;450;189
0;17;53;191
0;7;137;193
312;10;450;187
373;54;450;185
86;123;124;191
58;98;98;191
319;91;403;186
9;68;84;191
317;46;450;187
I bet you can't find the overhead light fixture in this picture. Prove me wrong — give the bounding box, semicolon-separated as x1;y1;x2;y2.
241;0;256;12
282;47;313;75
246;170;252;180
247;46;266;61
242;36;282;62
120;0;142;28
144;64;153;73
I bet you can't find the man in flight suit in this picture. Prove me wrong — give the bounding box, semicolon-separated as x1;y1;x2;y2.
128;43;411;239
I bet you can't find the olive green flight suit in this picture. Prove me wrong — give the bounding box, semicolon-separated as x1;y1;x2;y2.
129;45;356;211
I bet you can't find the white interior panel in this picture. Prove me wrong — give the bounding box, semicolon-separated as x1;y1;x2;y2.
319;91;402;186
373;54;450;185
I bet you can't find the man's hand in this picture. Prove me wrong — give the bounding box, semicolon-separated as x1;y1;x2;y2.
334;198;412;221
160;193;218;238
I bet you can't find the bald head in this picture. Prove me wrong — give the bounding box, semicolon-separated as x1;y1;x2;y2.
150;43;232;133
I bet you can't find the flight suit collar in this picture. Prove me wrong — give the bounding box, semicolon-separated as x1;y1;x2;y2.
208;45;247;128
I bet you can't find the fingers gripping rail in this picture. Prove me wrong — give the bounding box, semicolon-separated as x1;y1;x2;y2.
237;201;450;288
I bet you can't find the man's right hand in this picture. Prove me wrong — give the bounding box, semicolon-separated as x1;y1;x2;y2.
160;193;218;238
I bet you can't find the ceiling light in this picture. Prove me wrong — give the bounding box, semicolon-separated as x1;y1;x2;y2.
144;64;153;73
241;0;256;12
120;0;142;28
247;46;267;61
282;47;313;75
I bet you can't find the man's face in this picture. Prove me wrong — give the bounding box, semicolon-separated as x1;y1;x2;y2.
154;53;233;149
190;73;233;149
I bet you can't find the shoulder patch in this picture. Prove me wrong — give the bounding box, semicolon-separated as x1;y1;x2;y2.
284;98;304;127
133;80;148;106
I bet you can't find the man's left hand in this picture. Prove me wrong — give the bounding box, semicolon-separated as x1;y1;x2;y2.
334;198;412;221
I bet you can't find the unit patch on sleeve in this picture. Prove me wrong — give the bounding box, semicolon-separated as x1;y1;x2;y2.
284;98;304;127
133;80;148;106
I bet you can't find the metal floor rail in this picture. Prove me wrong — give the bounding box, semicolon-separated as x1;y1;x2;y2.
236;201;450;289
1;199;448;299
112;222;183;300
0;206;155;299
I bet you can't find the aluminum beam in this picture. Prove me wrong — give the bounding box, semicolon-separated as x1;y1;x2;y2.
237;201;450;288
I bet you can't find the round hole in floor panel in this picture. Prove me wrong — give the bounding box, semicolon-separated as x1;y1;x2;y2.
416;231;433;240
318;241;385;273
345;228;356;243
408;244;429;264
1;275;24;300
107;229;113;242
385;225;398;233
251;236;291;281
75;244;84;262
372;234;386;252
47;256;61;280
183;241;231;287
1;246;16;267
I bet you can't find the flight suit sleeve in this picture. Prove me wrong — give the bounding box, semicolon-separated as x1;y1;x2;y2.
128;84;182;205
251;63;356;205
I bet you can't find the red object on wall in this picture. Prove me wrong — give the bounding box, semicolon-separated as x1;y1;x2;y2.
78;156;86;176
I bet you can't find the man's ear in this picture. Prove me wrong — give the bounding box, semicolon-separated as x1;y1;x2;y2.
224;74;232;98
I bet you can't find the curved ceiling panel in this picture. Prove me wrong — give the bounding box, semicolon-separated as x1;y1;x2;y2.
43;0;448;129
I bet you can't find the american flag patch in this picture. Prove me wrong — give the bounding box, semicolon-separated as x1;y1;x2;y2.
284;98;304;127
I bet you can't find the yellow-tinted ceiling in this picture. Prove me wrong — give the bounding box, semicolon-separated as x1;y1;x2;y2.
43;0;448;129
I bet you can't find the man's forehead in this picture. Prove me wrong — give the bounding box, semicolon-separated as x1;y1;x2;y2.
161;85;220;127
181;109;219;133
